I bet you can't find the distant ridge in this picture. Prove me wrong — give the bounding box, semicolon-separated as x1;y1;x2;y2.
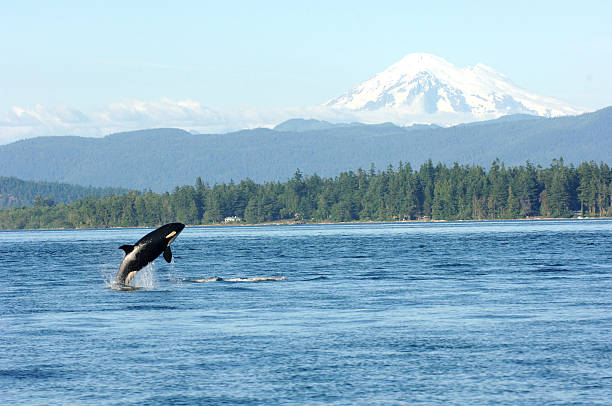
0;176;127;209
273;118;442;133
273;119;364;132
0;107;609;192
105;127;192;139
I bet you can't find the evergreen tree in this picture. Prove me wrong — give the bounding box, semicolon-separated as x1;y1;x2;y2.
506;185;520;218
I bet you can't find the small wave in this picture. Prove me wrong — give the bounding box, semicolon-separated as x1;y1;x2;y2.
125;305;178;310
433;263;471;268
184;276;286;283
359;272;385;280
469;313;533;320
304;276;329;281
0;365;63;379
531;267;573;273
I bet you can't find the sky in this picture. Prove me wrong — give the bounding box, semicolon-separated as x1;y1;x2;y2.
0;0;610;144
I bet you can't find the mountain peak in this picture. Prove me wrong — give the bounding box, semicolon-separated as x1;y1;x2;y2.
391;53;456;72
325;53;584;124
394;52;450;66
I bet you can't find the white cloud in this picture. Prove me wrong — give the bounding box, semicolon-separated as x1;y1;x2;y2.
0;98;363;145
97;98;221;125
4;104;90;127
0;99;236;144
0;104;97;143
0;98;493;145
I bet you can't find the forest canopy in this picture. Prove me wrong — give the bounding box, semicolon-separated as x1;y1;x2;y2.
0;176;126;209
0;159;610;230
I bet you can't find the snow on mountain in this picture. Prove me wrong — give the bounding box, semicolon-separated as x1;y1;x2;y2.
324;53;584;125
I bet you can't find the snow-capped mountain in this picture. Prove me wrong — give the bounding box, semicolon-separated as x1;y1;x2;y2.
324;53;584;124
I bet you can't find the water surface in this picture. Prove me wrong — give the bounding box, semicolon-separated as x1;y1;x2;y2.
1;220;611;404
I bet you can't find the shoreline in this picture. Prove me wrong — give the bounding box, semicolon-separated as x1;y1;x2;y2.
1;216;610;232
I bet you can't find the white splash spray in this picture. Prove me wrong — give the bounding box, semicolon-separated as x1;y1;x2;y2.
166;259;183;287
130;262;156;289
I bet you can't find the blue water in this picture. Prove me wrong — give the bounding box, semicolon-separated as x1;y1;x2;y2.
1;220;611;405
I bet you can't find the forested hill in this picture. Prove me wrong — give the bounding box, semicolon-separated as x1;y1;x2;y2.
0;159;610;230
0;107;610;192
0;176;127;209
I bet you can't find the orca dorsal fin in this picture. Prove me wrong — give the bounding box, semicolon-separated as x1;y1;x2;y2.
163;246;173;263
119;244;135;255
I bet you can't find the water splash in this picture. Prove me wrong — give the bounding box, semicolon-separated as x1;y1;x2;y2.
183;276;223;283
101;265;117;289
166;259;183;287
131;262;156;289
104;262;157;290
224;276;286;282
183;276;286;283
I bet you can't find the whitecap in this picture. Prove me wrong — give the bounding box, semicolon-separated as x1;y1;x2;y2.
224;276;286;282
183;276;286;283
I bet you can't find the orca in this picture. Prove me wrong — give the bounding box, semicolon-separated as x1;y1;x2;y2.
115;222;185;286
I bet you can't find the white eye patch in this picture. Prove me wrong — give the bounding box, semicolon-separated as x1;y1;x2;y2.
166;231;177;239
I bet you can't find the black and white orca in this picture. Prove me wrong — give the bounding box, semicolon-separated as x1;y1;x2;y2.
115;222;185;286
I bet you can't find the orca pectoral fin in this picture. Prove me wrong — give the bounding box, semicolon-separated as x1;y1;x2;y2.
119;244;135;255
163;246;173;263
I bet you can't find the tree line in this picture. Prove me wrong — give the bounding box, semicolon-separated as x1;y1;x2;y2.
0;159;610;230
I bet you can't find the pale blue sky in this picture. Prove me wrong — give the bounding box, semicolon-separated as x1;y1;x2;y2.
0;1;610;142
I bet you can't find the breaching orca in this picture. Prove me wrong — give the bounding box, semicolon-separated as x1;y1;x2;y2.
115;222;185;286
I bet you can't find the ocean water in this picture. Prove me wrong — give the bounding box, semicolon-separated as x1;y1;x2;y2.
1;220;611;405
